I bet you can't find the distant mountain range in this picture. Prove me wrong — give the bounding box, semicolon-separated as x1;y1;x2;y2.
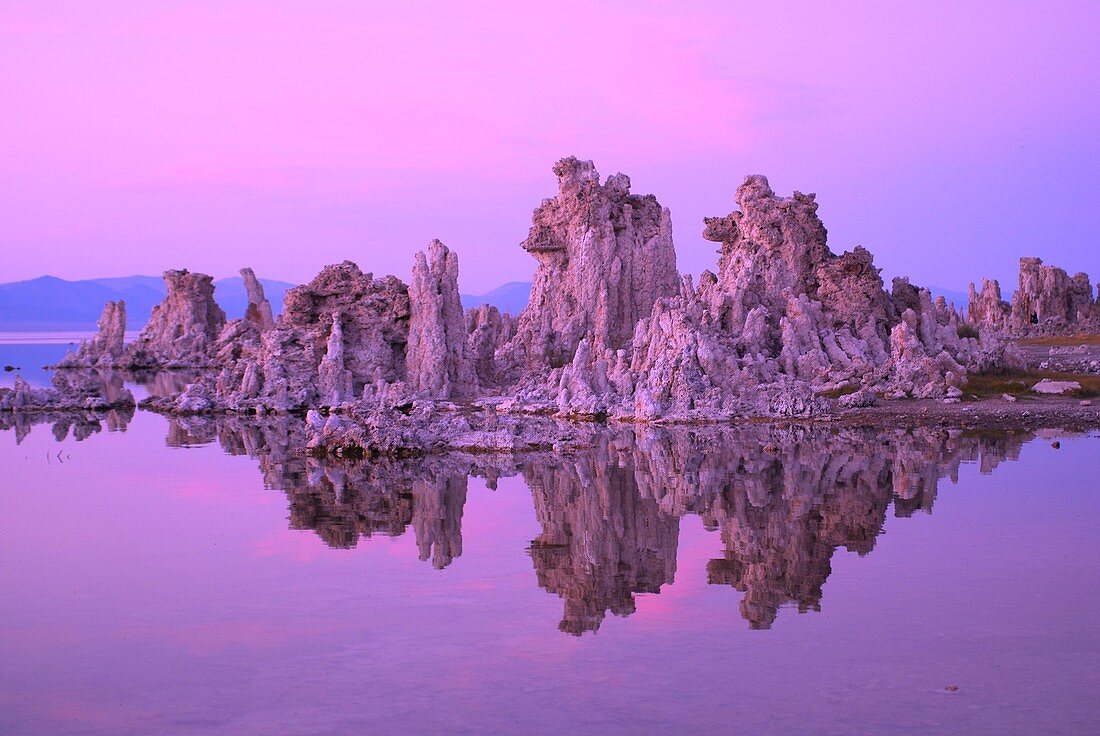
460;281;532;315
0;275;535;332
0;275;295;331
0;275;967;332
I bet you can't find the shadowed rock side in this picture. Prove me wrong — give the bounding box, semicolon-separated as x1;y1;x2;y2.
140;417;1037;634
42;157;1096;431
241;267;275;332
59;300;127;367
968;257;1100;336
466;304;517;388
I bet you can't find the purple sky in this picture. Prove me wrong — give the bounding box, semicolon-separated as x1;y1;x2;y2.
2;1;1098;294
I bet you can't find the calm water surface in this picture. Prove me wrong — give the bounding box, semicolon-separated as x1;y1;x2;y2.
2;342;1099;735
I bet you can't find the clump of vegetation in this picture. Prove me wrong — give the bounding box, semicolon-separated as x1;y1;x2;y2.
966;370;1100;399
816;384;859;399
1019;334;1100;347
957;323;980;340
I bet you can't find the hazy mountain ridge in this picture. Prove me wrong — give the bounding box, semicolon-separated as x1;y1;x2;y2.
0;275;295;331
0;276;534;331
460;281;532;315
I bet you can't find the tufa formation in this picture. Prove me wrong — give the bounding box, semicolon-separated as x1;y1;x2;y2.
30;157;1096;435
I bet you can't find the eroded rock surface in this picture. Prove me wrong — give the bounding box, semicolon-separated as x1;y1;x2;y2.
96;158;1084;427
504;157;679;372
123;270;226;368
517;172;1008;421
160;261;411;412
406;240;476;399
969;257;1099;336
60;300;127;367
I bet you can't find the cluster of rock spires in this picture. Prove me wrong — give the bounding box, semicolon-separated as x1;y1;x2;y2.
16;156;1095;445
967;257;1100;336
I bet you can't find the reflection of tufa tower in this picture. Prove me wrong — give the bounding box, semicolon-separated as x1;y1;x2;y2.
704;468;893;630
526;440;680;635
137;416;1036;634
412;475;468;570
698;427;1029;628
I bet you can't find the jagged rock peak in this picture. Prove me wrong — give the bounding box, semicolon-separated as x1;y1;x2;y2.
406;239;477;398
969;257;1098;336
123;269;226;368
1011;257;1094;330
703;174;831;309
966;278;1009;330
507;156;679;370
60;300;127;367
240;267;275;331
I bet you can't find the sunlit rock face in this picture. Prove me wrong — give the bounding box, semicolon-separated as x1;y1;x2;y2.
123;270;226;369
541;174;999;420
969;257;1099;336
406;240;477;399
505;157;679;372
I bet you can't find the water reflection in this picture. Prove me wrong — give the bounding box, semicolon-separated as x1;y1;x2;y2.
0;367;196;442
158;416;1035;634
0;405;135;443
1;403;1041;632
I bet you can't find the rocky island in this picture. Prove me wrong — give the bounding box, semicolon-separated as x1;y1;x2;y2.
4;157;1098;451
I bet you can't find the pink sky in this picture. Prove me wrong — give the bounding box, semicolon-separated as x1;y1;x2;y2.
1;1;1097;293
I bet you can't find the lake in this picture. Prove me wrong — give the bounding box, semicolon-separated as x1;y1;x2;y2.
2;339;1099;735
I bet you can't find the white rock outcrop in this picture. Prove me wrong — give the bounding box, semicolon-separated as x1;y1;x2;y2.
406;240;476;399
504;157;679;372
